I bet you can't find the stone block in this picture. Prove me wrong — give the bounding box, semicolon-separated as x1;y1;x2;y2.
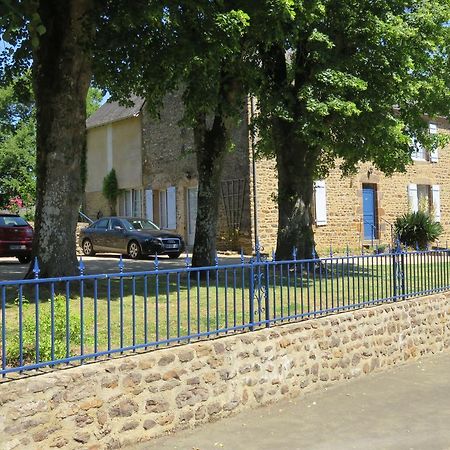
145;398;169;414
158;354;176;366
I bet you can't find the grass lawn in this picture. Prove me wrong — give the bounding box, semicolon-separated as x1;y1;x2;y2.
2;252;450;370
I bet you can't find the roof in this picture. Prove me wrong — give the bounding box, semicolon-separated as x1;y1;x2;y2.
86;95;145;129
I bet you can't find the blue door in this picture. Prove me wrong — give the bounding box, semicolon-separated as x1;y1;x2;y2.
362;185;377;240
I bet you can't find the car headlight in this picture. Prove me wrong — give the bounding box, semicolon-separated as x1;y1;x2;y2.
146;237;163;244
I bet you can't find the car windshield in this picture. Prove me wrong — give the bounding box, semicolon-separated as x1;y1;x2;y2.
124;219;160;231
0;216;29;227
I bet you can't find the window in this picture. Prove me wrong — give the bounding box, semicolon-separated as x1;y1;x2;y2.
411;122;439;162
110;218;124;230
95;218;109;229
408;184;441;222
0;216;28;227
119;189;143;217
417;185;431;211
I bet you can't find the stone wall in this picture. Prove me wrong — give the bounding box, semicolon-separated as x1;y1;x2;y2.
2;292;450;449
252;157;278;254
76;223;90;255
83;190;110;225
141;92;252;251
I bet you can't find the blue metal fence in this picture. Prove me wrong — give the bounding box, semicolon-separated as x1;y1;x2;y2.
1;244;450;377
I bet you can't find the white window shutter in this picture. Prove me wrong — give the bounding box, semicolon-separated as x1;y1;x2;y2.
145;189;153;221
432;185;441;222
314;180;327;226
408;184;418;212
429;123;439;162
167;186;177;229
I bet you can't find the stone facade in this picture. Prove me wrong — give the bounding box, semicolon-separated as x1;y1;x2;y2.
85;115;143;214
84;94;253;252
255;117;450;254
2;292;450;449
84;97;450;256
140;92;253;252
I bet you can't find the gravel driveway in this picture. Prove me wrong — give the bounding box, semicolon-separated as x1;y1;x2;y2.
0;253;250;281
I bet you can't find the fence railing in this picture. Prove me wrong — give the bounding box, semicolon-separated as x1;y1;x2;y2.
1;245;450;377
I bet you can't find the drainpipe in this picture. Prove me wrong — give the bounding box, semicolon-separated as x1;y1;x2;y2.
250;96;259;254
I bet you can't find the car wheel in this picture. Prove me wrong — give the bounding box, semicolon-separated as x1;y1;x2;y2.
17;255;31;264
82;238;95;256
128;241;142;260
168;252;181;259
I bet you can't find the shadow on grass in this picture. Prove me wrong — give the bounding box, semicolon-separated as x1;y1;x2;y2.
2;259;381;308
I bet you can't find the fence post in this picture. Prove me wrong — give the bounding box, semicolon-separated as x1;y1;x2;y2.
33;258;40;364
78;257;85;360
264;257;270;328
392;240;405;300
249;257;255;331
400;248;406;297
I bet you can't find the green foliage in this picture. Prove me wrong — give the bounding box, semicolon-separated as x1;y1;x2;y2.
0;106;36;209
241;0;450;258
250;0;450;178
0;72;34;138
0;77;101;206
22;208;35;221
0;74;35;208
102;169;119;215
94;1;250;125
394;211;443;250
86;87;103;118
7;295;82;365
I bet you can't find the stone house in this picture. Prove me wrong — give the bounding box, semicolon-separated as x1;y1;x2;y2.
85;92;253;251
85;95;450;254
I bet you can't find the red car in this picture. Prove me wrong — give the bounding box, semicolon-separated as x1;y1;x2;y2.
0;214;33;263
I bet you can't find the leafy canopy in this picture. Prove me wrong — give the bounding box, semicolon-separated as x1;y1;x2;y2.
93;1;250;124
248;0;450;177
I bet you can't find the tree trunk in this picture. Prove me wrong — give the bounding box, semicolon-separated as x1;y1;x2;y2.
274;121;317;261
191;114;228;267
28;0;94;278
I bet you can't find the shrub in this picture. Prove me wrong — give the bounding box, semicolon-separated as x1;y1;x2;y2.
394;210;443;250
102;168;119;216
7;295;82;365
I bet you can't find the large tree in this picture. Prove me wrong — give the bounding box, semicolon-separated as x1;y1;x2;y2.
1;0;99;277
93;1;249;266
249;0;450;259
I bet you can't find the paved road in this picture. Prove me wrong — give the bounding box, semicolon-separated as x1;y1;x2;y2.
136;352;450;450
0;253;250;281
